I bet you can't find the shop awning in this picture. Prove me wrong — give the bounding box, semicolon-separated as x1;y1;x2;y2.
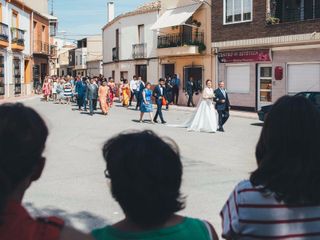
151;3;202;30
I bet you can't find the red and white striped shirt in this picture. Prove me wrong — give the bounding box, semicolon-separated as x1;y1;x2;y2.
221;180;320;239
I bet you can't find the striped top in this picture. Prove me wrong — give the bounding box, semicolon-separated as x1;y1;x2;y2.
221;180;320;240
63;83;73;97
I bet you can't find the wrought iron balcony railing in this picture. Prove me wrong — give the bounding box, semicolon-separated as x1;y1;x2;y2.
157;32;204;49
34;40;49;54
112;47;119;62
11;27;25;46
0;23;9;42
275;6;320;23
132;43;147;59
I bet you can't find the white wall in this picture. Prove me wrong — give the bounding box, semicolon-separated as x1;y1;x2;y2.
103;10;159;63
23;0;48;14
87;35;103;62
75;48;87;70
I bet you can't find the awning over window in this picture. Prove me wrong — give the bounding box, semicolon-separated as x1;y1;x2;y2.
150;3;202;30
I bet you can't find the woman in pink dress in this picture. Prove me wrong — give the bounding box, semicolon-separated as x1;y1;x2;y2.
42;79;50;102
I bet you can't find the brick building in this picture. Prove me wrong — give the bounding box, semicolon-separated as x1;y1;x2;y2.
212;0;320;111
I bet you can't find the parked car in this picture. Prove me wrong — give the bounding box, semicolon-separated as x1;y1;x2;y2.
258;92;320;121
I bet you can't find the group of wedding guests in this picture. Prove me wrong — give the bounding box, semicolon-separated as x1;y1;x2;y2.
41;75;133;116
0;93;320;240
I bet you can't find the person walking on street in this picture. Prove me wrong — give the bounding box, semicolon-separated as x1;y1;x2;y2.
136;77;145;110
86;78;99;116
52;79;58;103
165;76;173;110
186;77;195;107
122;79;130;108
153;78;167;124
172;74;180;105
108;78;116;108
63;79;73;104
139;82;154;123
214;81;230;132
75;77;87;110
42;79;50;102
129;76;138;106
98;81;109;115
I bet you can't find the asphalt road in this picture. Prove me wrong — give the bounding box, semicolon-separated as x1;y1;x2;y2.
20;98;262;235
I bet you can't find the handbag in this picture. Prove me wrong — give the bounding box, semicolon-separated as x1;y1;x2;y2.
162;97;167;106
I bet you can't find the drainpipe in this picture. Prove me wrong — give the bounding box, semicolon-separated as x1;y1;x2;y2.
215;47;219;87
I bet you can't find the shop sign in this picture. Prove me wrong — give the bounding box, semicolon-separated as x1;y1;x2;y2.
218;49;272;63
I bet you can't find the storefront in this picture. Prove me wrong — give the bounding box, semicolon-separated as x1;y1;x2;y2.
218;49;273;111
218;47;320;111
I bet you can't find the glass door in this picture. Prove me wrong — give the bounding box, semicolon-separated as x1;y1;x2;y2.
258;65;273;110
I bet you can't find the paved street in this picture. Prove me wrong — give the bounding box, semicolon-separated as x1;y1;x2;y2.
21;97;261;235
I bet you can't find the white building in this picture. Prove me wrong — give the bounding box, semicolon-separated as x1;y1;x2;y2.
73;35;102;77
0;0;31;99
102;1;160;83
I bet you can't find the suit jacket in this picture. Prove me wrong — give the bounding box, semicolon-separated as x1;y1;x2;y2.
86;83;98;100
186;80;195;95
214;88;230;111
153;85;168;101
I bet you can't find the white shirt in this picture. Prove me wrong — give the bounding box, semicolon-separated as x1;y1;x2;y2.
130;79;137;91
160;86;163;95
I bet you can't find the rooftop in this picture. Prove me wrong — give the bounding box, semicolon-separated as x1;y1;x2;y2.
102;1;161;30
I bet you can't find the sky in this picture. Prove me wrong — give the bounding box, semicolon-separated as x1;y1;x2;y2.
53;0;152;41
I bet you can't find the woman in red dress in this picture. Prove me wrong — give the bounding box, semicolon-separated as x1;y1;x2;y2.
108;78;116;108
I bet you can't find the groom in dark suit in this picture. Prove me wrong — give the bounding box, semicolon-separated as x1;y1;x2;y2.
214;81;230;132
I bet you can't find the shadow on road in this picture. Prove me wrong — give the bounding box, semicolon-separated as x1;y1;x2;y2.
24;202;110;232
251;122;264;127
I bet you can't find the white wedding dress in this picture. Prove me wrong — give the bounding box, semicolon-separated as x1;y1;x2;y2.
170;87;218;133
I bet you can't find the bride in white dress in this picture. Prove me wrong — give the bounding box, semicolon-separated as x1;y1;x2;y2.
170;80;218;133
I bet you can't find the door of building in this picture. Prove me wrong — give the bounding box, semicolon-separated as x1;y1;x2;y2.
183;66;203;92
257;65;273;110
136;64;147;82
287;63;320;95
163;64;175;78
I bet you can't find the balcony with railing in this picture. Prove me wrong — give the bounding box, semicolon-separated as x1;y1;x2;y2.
112;47;119;62
34;40;49;55
11;27;25;51
132;43;147;59
270;0;320;24
157;32;205;57
0;23;9;48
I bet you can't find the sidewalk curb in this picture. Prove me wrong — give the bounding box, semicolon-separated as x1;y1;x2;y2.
0;95;41;104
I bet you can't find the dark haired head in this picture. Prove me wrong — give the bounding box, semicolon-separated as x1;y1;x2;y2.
251;96;320;205
159;78;165;83
0;104;48;216
102;130;185;227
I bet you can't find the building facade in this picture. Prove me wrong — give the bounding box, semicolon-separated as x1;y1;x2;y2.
102;1;160;84
32;11;50;92
152;0;213;105
212;0;320;111
0;0;31;99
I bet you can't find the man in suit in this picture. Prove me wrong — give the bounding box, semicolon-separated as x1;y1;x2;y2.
153;78;167;124
214;81;230;132
171;74;180;105
86;78;99;115
186;77;195;107
136;77;145;110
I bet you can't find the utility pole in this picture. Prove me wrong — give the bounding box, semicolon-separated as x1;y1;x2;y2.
50;0;54;15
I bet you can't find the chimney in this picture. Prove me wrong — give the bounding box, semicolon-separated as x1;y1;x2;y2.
107;1;115;23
